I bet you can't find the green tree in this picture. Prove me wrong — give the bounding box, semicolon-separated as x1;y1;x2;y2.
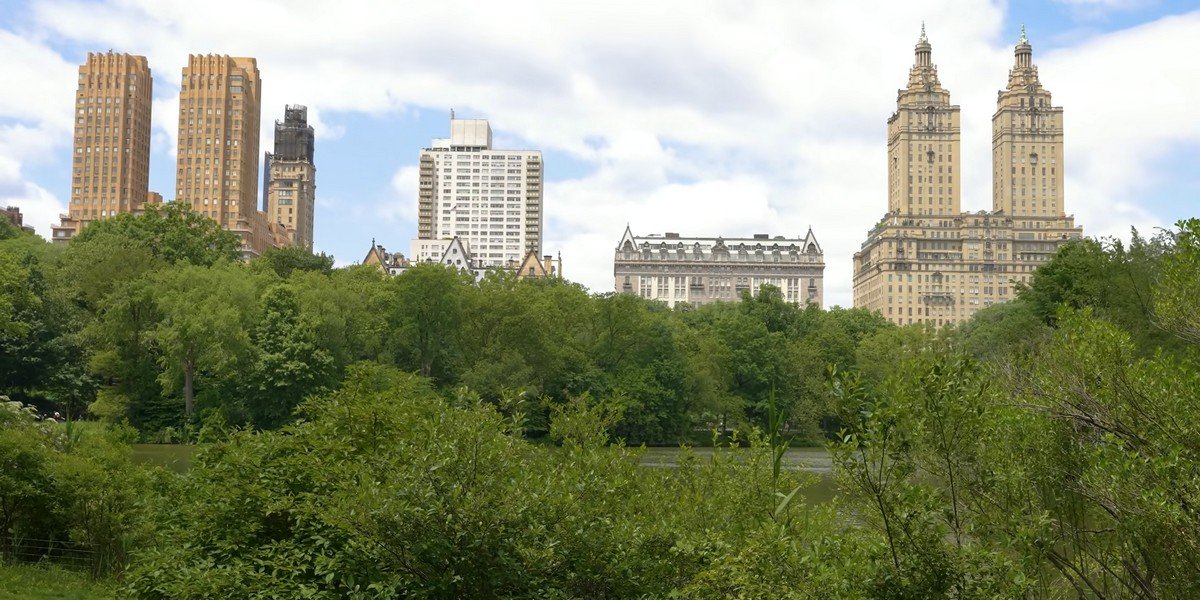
291;265;395;371
388;263;472;380
1016;232;1179;355
58;231;161;313
949;300;1048;361
1155;218;1200;344
73;202;240;266
0;236;94;414
145;263;259;418
243;284;334;428
251;245;334;279
855;323;936;386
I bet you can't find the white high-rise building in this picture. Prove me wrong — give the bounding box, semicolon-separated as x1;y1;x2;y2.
415;117;543;268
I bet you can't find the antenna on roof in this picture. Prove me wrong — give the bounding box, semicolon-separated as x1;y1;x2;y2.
450;108;455;120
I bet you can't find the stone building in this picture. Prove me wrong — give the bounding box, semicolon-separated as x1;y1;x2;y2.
852;27;1083;326
514;250;562;280
614;226;825;308
263;105;316;249
367;239;561;283
3;206;34;233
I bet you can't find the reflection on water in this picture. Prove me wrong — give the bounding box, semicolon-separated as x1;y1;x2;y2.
638;446;832;473
131;444;196;473
638;446;839;504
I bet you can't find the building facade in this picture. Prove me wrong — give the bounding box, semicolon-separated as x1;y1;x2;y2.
4;206;35;234
416;117;543;268
365;236;487;281
52;52;154;243
852;28;1082;327
264;105;316;249
370;239;561;283
614;227;825;308
515;250;561;280
174;54;282;258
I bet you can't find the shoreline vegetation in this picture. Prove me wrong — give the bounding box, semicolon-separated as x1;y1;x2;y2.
4;211;1200;596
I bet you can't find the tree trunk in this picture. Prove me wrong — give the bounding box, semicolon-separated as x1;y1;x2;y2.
183;359;195;416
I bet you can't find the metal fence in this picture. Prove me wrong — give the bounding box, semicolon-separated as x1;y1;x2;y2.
2;538;96;571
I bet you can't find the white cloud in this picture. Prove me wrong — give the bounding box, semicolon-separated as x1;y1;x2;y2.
1041;12;1200;239
383;165;419;224
1;1;1196;306
0;30;76;234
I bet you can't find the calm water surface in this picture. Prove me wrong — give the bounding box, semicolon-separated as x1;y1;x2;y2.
639;446;838;504
131;444;839;503
131;444;196;473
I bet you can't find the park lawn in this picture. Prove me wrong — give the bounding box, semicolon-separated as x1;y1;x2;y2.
0;563;113;599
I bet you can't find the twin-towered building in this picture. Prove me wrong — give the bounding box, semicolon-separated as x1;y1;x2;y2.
852;28;1082;326
52;52;315;257
614;28;1081;318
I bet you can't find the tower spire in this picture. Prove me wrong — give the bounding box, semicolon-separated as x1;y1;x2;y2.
920;21;927;43
1014;25;1033;68
915;22;932;67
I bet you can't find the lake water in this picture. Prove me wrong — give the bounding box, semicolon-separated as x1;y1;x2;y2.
131;443;196;472
131;443;839;503
639;446;837;504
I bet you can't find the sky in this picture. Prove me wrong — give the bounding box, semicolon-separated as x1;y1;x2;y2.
1;0;1198;307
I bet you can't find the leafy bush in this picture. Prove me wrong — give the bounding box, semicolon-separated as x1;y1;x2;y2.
0;399;151;576
123;364;856;598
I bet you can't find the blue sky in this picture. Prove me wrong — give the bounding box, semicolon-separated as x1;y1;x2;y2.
2;0;1198;306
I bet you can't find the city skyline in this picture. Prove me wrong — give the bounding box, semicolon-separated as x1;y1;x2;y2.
1;1;1198;306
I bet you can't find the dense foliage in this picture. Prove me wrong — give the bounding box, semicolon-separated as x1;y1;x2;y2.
4;209;1200;597
0;207;890;442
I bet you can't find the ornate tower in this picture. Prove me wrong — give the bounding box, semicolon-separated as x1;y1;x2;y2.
992;28;1064;217
264;105;316;249
887;24;962;217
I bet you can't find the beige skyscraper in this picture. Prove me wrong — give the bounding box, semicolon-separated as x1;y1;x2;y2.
853;28;1082;327
174;54;276;257
887;25;962;217
992;29;1065;218
52;52;154;243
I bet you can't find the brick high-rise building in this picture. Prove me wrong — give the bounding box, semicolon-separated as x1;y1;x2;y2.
52;52;154;243
174;54;277;257
263;105;316;249
414;117;543;267
852;27;1082;327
